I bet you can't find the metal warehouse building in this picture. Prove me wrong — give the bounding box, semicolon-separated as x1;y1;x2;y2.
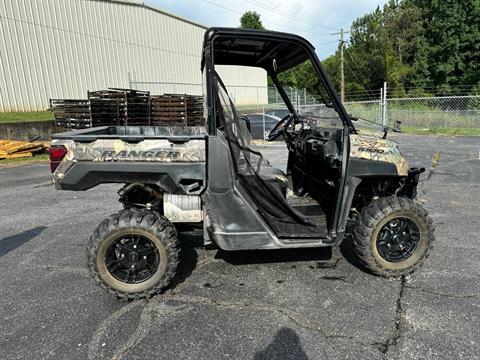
0;0;267;112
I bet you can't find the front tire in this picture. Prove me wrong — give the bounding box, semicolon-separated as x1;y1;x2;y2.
352;196;434;277
87;209;179;299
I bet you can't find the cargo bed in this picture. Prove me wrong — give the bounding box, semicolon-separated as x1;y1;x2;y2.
50;126;207;193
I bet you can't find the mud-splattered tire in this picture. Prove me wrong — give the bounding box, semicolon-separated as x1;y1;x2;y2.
87;209;179;299
352;196;434;277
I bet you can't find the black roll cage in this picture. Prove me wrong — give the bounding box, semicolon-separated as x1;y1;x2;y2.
201;27;356;135
202;27;356;239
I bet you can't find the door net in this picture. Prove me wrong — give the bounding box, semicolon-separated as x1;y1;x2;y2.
213;73;324;238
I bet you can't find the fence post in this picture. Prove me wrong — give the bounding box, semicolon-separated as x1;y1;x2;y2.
263;106;266;144
382;82;387;126
379;87;383;124
304;88;307;106
128;71;132;89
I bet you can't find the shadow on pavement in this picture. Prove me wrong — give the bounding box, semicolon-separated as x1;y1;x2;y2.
339;233;370;274
168;230;202;290
216;246;333;265
0;226;46;257
254;327;309;360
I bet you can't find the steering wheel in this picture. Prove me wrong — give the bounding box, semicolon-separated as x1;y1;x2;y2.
267;114;294;141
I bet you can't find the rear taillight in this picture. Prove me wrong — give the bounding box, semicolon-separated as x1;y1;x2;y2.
49;145;67;173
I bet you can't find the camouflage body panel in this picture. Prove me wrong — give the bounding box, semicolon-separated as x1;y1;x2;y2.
51;138;205;186
349;134;408;176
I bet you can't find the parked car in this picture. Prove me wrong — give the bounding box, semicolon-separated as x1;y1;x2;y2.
265;108;290;119
267;108;314;126
243;113;282;139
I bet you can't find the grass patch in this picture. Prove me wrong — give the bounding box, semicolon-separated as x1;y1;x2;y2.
0;153;49;166
401;127;480;136
0;111;54;123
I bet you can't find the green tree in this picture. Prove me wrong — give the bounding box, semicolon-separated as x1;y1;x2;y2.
342;1;426;96
278;61;321;96
321;54;340;91
324;0;480;97
239;11;265;30
411;0;480;92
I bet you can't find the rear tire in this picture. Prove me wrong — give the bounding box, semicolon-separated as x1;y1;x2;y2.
352;196;434;277
87;209;179;299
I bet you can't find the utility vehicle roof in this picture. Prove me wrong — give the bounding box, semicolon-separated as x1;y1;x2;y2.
202;27;316;73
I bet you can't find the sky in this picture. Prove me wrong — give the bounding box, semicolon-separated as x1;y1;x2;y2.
149;0;389;60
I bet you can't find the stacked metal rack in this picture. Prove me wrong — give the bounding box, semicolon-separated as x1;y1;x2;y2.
50;99;91;129
150;94;204;126
150;94;188;126
186;95;204;126
88;88;150;126
50;89;203;129
88;89;124;126
123;89;150;125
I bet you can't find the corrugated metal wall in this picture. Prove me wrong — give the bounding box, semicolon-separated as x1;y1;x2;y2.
0;0;267;111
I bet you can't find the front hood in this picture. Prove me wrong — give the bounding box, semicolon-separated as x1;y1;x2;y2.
349;134;408;176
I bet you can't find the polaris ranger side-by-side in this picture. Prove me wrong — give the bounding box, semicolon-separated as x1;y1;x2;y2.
50;28;434;299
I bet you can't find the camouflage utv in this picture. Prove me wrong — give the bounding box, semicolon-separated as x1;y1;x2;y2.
50;28;434;299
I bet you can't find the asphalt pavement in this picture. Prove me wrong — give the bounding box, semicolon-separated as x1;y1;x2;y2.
1;135;479;359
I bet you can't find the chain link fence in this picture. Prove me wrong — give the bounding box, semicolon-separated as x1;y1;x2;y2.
343;94;480;164
130;77;480;164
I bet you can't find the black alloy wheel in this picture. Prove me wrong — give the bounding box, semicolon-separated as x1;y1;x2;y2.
105;235;160;284
87;209;180;299
376;217;420;262
352;196;434;277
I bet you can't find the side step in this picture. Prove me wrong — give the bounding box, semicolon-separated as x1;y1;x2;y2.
288;193;328;228
274;193;329;239
292;204;328;228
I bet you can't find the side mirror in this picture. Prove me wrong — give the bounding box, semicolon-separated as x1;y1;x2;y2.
382;126;389;139
240;115;251;132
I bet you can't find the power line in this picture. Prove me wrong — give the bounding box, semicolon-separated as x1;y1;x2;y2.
344;46;377;94
201;0;326;36
402;85;476;90
313;40;338;48
245;0;335;33
0;14;201;58
343;89;382;94
343;61;372;98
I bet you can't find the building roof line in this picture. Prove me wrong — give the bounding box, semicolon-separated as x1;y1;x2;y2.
92;0;207;29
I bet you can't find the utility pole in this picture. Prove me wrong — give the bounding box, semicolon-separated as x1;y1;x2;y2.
331;29;350;103
340;29;345;103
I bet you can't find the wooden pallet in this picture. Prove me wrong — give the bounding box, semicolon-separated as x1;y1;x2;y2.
0;140;49;159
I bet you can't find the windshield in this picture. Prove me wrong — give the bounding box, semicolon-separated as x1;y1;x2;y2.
276;59;344;129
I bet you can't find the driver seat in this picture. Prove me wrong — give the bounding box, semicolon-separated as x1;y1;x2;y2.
237;153;288;197
258;160;289;197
